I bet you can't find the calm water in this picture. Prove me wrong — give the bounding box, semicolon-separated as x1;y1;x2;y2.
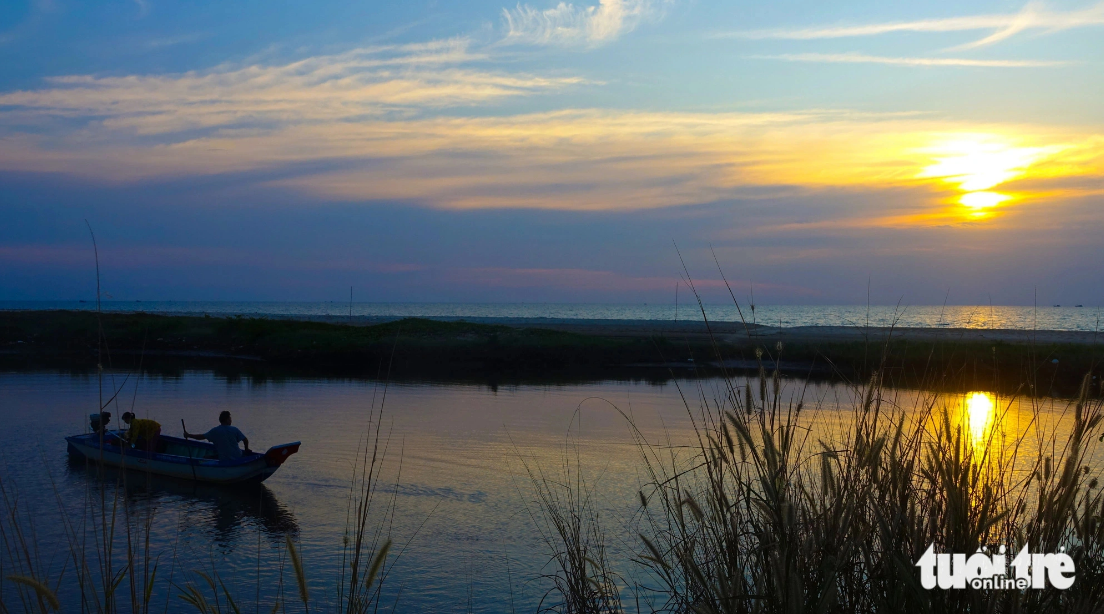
0;371;1091;612
3;301;1102;331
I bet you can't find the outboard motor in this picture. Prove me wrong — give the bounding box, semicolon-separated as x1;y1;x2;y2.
90;412;111;434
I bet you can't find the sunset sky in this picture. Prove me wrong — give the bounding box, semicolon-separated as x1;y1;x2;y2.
1;0;1102;305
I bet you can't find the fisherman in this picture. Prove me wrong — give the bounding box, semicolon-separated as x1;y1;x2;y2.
183;411;252;460
121;412;161;452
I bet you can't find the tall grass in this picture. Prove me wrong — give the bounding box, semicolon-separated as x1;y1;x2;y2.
515;411;624;614
4;349;1102;613
0;376;400;614
598;271;1104;614
619;371;1104;612
0;230;395;612
515;258;1103;613
3;238;1102;612
0;323;400;614
0;228;403;612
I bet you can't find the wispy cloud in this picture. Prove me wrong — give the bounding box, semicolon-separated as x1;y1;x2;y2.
3;99;1100;215
501;0;658;47
1;44;1100;221
722;1;1104;49
749;52;1068;68
143;32;206;49
6;105;1095;219
0;39;585;135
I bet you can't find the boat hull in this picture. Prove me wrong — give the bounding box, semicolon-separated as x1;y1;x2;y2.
66;432;300;485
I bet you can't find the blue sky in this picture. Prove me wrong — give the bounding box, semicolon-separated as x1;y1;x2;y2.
1;0;1102;305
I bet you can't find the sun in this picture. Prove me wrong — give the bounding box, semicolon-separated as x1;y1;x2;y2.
959;191;1011;218
917;136;1063;219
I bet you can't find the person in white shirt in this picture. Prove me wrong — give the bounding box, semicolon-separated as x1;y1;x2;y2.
183;411;252;460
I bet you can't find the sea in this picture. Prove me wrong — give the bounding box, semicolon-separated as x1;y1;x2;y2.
2;301;1102;331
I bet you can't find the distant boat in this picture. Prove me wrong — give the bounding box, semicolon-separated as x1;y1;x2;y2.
66;431;300;484
1076;305;1084;308
1054;304;1061;307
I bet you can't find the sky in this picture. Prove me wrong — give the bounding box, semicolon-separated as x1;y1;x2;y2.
1;0;1102;305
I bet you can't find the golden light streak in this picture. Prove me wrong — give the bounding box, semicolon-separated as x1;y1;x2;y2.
964;391;995;450
917;136;1068;220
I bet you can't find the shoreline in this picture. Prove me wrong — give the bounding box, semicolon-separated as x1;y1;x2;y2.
94;311;1103;344
5;302;1103;334
2;310;1101;394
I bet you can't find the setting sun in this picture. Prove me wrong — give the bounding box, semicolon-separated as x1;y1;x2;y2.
959;191;1011;209
917;137;1064;219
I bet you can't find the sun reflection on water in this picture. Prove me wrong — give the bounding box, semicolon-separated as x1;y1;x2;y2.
964;391;996;450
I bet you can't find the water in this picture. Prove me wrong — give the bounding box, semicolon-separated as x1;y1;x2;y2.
5;371;710;612
0;371;1091;612
2;301;1101;331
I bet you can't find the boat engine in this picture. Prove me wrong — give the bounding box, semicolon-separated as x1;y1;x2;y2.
90;412;111;434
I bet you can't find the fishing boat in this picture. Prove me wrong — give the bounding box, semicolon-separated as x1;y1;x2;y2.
66;419;300;484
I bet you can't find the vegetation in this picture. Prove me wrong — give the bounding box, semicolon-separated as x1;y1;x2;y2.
0;367;398;614
606;367;1104;613
1;310;1098;394
520;275;1104;613
516;415;626;614
3;292;1104;611
0;310;676;380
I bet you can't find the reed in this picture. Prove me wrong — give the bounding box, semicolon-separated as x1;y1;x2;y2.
0;293;400;614
3;241;1102;612
3;347;1102;612
607;267;1104;614
620;373;1104;612
515;415;625;614
0;229;167;614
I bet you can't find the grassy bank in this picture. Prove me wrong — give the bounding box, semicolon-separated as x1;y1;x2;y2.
1;310;1099;394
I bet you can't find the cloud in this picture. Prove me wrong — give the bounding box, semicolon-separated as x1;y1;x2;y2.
722;1;1104;49
6;107;1097;223
0;44;1101;222
748;52;1068;68
501;0;656;46
0;39;585;135
948;1;1044;50
143;32;206;49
